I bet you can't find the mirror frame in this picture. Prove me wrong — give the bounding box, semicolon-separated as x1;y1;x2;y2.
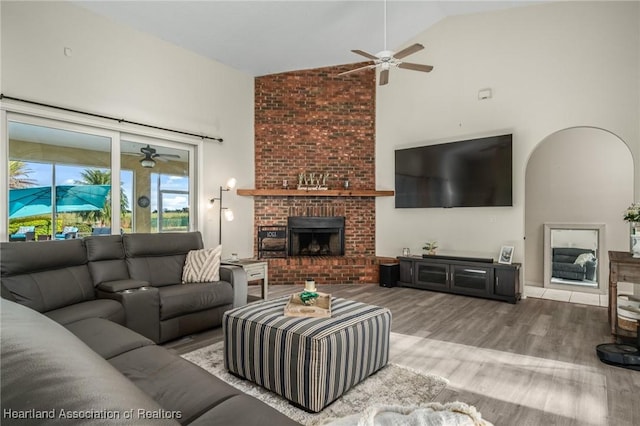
543;223;606;294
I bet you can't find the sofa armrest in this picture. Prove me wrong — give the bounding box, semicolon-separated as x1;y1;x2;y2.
97;286;161;343
585;260;597;281
97;279;149;293
220;265;248;308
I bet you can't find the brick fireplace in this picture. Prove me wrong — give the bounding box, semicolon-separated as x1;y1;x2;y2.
251;63;391;285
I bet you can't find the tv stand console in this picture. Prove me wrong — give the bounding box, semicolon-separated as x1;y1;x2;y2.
397;255;521;304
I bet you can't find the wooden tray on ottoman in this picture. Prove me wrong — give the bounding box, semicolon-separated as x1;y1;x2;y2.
284;292;332;318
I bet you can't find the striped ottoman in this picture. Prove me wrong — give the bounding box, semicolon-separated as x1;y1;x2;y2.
223;296;392;412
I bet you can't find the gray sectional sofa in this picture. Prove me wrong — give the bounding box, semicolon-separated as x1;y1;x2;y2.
1;298;299;425
0;232;300;425
551;247;597;281
1;231;246;343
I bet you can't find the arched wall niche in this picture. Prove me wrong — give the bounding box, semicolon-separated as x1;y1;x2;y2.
524;126;634;293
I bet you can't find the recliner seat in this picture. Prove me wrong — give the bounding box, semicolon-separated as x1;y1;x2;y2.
0;238;124;325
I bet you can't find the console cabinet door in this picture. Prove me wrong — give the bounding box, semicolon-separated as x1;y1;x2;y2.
494;267;517;298
450;265;493;296
414;261;449;291
398;259;413;284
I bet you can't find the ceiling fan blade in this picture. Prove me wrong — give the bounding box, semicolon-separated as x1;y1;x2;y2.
379;69;390;86
394;43;424;59
156;154;181;159
351;49;379;61
398;62;434;73
338;64;377;76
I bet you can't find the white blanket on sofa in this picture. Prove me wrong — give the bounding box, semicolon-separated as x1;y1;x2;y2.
321;402;493;426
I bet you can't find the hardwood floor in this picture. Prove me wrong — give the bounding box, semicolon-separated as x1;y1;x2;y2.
165;284;639;426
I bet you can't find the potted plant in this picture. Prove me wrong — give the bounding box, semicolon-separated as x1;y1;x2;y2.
624;202;640;229
422;241;438;256
624;202;640;257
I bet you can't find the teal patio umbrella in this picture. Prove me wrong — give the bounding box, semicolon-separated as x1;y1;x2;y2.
9;185;111;219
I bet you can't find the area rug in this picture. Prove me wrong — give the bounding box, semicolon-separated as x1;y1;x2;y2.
181;341;449;425
322;403;493;426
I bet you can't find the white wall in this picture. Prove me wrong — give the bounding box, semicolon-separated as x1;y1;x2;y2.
525;127;633;288
376;2;639;269
0;1;255;256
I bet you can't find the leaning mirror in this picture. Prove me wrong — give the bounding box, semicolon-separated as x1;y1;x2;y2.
544;223;605;293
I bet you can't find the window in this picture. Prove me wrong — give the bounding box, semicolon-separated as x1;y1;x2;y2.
6;117;197;240
8;121;112;239
121;139;192;233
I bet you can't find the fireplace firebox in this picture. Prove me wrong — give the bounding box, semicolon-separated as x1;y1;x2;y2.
287;216;345;256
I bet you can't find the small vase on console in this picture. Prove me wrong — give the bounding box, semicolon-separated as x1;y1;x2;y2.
631;235;640;258
631;222;640;258
624;203;640;255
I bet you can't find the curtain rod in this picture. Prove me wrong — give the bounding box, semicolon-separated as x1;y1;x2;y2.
0;94;223;143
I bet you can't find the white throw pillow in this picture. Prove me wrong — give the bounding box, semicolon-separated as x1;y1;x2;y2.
574;252;595;266
182;245;222;283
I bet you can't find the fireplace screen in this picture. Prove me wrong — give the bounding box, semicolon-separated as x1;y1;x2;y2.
288;216;345;256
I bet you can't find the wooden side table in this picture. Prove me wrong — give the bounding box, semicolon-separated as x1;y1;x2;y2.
222;258;269;300
608;251;640;337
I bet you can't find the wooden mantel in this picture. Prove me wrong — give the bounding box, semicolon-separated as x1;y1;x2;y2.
237;189;394;197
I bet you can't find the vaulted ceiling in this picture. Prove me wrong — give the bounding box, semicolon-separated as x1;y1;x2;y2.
75;1;540;76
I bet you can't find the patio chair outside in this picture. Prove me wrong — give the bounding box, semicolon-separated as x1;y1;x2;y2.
9;226;36;242
91;227;111;236
55;226;79;240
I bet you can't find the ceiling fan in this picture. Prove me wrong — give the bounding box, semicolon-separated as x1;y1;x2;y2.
338;0;433;86
136;144;180;168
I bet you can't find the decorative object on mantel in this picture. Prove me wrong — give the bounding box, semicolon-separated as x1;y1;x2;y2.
236;189;394;197
624;202;640;257
422;241;438;256
297;172;329;190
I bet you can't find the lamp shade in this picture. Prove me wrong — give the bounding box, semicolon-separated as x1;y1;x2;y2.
225;177;237;190
224;209;234;222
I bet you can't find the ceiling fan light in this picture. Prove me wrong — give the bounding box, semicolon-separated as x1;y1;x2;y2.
140;158;156;168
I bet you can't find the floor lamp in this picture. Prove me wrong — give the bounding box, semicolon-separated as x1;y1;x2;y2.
210;177;236;245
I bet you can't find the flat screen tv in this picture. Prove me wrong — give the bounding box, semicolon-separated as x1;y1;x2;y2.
395;134;512;208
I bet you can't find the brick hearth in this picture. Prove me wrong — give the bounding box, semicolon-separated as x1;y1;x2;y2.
253;64;388;285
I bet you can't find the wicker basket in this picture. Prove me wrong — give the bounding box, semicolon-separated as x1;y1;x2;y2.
617;300;640;333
